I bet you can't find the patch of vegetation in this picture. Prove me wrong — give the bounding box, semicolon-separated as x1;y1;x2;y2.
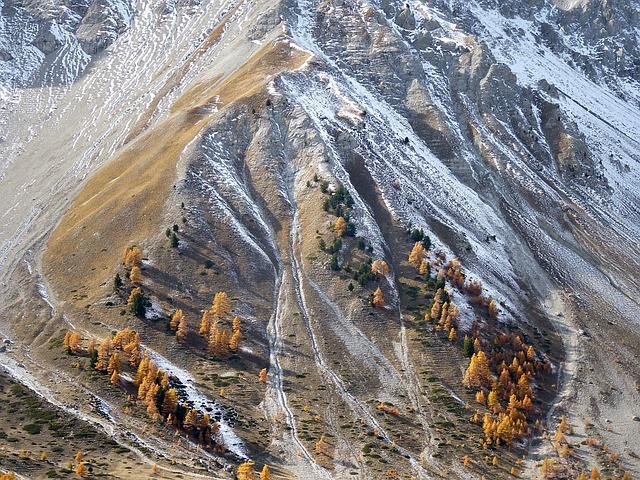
353;258;374;286
23;423;42;434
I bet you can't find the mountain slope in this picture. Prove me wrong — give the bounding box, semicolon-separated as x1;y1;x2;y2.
1;0;639;478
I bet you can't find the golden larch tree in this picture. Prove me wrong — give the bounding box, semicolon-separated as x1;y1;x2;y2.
447;326;457;341
183;409;199;431
526;345;535;361
212;291;231;318
429;289;444;320
408;242;426;269
236;461;256;480
95;337;112;372
110;369;120;385
371;259;389;276
539;458;555;479
259;465;271;480
258;368;268;384
229;329;241;352
64;331;81;352
463;351;492;388
419;259;429;275
170;309;184;331
199;310;212;336
176;315;188;342
75;462;87;477
123;246;143;269
107;353;120;375
487;389;500;413
487;298;498;320
334;216;347;237
136;355;150;385
232;316;241;334
372;287;385;308
315;435;331;457
162;388;178;417
130;266;143;285
124;333;141;366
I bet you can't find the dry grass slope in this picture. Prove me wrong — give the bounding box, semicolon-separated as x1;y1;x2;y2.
44;40;311;305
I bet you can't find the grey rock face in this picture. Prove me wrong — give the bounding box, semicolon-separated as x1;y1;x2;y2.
32;23;65;54
394;3;416;30
1;0;133;87
76;0;133;54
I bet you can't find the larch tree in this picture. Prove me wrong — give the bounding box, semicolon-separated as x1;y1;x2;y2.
232;316;241;334
448;327;457;341
229;317;242;351
236;461;256;480
75;462;87;478
211;291;231;318
110;369;120;385
123;246;143;269
162;388;178;417
229;329;241;352
123;333;141;366
463;351;492;388
372;287;385;308
487;389;500;413
199;310;212;336
539;459;555;479
334;216;347;237
589;468;601;480
526;345;535;361
176;314;188;342
408;242;427;269
95;337;112;372
130;266;143;285
209;328;230;357
170;309;184;331
487;298;498;320
107;353;120;375
259;465;271;480
371;259;389;276
419;259;430;276
430;289;444;320
136;355;150;385
75;452;83;463
64;331;81;353
258;368;268;384
315;435;331;457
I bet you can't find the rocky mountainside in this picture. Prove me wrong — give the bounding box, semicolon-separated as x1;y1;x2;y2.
1;0;639;478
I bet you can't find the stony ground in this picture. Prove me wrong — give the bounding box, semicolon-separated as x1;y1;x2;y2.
1;0;640;479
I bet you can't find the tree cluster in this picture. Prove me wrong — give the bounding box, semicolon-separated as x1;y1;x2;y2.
62;328;223;450
199;292;242;357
